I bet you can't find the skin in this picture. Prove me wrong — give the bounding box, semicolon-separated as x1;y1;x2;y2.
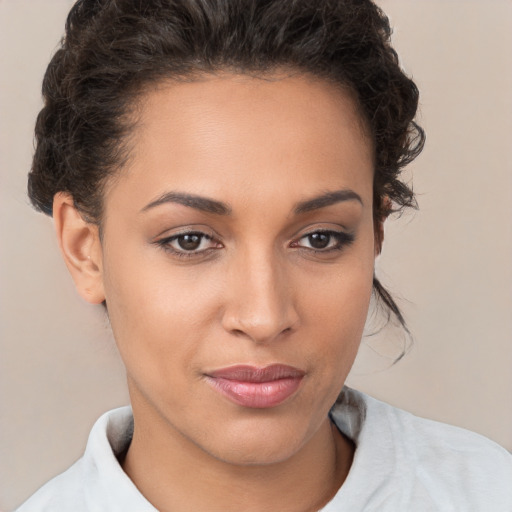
54;72;379;512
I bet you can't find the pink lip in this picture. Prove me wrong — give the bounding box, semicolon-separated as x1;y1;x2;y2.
205;364;305;409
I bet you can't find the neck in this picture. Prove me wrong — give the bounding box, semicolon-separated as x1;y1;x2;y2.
122;397;354;512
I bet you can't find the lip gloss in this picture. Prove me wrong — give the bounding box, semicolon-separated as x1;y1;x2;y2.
205;364;305;408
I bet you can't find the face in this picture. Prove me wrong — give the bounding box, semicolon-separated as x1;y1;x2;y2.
99;72;376;465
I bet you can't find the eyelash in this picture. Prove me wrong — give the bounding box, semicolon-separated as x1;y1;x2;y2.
155;229;355;259
155;231;220;259
291;230;355;253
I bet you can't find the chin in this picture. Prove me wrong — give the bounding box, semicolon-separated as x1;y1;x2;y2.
194;414;321;467
209;439;303;467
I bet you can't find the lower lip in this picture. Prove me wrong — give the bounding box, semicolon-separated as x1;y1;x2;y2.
205;376;303;408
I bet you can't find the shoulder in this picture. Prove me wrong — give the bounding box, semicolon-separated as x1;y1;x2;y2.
15;460;86;512
364;390;512;471
16;406;156;512
330;388;512;511
378;394;512;509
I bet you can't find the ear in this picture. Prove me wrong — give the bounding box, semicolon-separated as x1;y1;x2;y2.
53;192;105;304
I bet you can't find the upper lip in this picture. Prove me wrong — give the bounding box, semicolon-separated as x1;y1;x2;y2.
206;364;305;382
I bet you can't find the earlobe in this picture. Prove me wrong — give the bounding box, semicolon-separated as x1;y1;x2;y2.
53;192;105;304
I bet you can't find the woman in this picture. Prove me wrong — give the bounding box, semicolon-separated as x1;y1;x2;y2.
15;0;512;510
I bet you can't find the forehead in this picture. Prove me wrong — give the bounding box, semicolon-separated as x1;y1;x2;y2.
106;72;374;213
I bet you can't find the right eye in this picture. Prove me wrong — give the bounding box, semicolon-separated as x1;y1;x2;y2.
156;231;222;257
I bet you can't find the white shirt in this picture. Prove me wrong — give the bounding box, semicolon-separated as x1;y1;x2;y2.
17;388;512;511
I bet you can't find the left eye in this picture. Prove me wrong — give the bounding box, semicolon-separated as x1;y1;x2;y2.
294;231;353;251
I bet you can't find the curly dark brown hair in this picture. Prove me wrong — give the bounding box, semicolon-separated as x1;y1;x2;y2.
28;0;425;327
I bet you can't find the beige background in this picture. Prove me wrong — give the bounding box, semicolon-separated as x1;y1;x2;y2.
1;0;511;509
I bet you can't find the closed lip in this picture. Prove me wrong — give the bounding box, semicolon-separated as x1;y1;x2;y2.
205;364;305;408
206;364;305;382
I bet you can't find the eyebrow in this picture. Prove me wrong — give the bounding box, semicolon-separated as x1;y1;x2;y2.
141;192;232;215
293;189;363;214
141;188;362;216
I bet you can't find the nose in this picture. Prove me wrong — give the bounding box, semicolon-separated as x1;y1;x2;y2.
221;248;300;344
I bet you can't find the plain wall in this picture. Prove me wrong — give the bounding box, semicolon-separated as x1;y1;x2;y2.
1;0;511;509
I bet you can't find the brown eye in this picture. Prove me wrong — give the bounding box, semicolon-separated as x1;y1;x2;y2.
307;232;331;249
177;234;203;251
293;230;355;253
156;231;220;256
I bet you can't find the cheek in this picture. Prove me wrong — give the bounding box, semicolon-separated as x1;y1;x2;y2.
308;281;372;353
101;241;222;372
298;251;375;365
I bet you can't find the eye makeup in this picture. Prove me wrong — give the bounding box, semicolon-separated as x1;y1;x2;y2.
154;230;223;260
291;229;355;254
153;226;355;262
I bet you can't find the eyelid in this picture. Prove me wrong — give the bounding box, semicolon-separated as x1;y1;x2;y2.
152;225;354;259
290;228;355;252
154;227;223;258
153;223;219;240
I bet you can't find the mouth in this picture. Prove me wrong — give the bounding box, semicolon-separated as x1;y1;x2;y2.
205;364;305;409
